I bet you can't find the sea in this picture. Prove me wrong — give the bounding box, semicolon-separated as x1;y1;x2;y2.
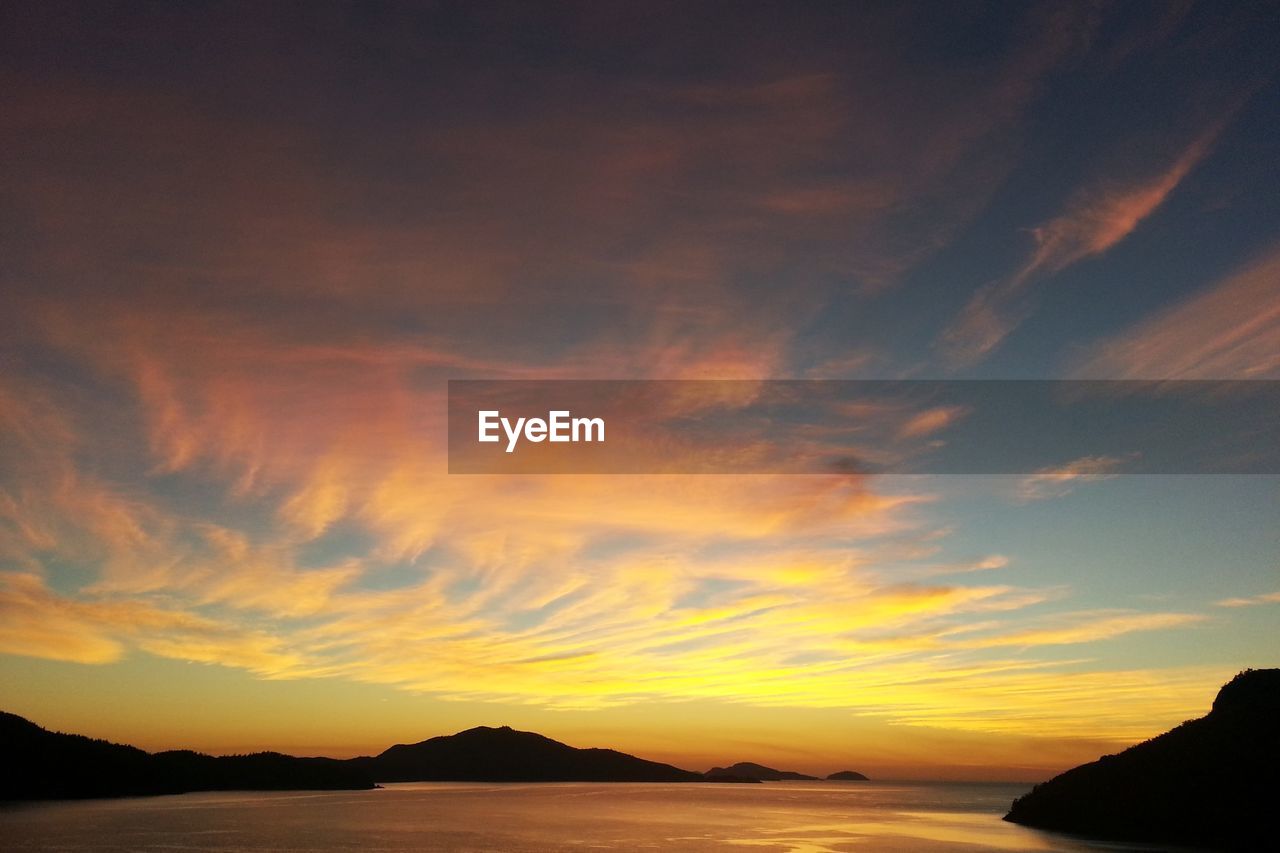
0;781;1194;852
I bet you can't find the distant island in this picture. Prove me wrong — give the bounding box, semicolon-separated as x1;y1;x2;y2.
352;725;700;782
706;761;818;781
827;770;869;781
1004;668;1279;849
2;713;871;800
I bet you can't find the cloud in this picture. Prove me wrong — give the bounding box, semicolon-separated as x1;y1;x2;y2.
1215;591;1280;608
1074;241;1280;379
0;299;1224;742
1013;128;1222;285
1016;454;1129;501
0;573;301;673
939;118;1232;367
0;3;1248;754
953;610;1205;649
0;573;124;664
924;555;1011;576
897;406;969;440
849;664;1233;740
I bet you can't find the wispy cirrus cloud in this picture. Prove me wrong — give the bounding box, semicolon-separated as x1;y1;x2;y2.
1215;591;1280;608
1016;454;1130;501
0;572;301;673
952;610;1205;649
939;117;1235;367
851;664;1233;739
897;405;970;440
916;555;1011;577
1;1;1267;769
1012;126;1224;286
0;332;1216;740
1074;241;1280;379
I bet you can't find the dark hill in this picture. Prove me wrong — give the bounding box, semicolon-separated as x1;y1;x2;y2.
1004;669;1280;849
356;725;702;782
827;770;869;781
705;761;817;781
1;711;374;800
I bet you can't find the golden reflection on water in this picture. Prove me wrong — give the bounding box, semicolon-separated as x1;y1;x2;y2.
0;782;1180;852
712;809;1068;852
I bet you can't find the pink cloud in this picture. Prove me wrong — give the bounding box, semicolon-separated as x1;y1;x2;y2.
1016;455;1130;501
939;116;1236;367
1074;241;1280;379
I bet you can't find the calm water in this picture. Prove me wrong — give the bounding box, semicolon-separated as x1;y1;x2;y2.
0;781;1189;852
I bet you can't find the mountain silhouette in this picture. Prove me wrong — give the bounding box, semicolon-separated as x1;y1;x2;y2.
354;724;701;782
1004;668;1280;849
1;711;374;799
705;761;817;781
826;770;869;781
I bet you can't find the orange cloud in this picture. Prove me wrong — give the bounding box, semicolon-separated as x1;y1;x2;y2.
1013;127;1223;285
1215;591;1280;608
848;664;1236;740
897;405;969;440
1;295;1232;747
0;572;301;673
1074;241;1280;379
952;610;1205;649
0;573;124;664
939;116;1235;366
0;289;1243;752
0;7;1254;763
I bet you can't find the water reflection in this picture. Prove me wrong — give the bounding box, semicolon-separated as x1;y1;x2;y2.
0;781;1192;852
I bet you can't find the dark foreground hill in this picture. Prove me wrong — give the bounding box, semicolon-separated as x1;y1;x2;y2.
1004;669;1280;849
0;711;374;799
705;761;818;781
353;725;702;782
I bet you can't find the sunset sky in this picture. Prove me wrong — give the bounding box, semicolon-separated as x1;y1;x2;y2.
1;2;1278;781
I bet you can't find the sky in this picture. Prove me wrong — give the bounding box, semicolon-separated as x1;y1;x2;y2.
1;1;1278;781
